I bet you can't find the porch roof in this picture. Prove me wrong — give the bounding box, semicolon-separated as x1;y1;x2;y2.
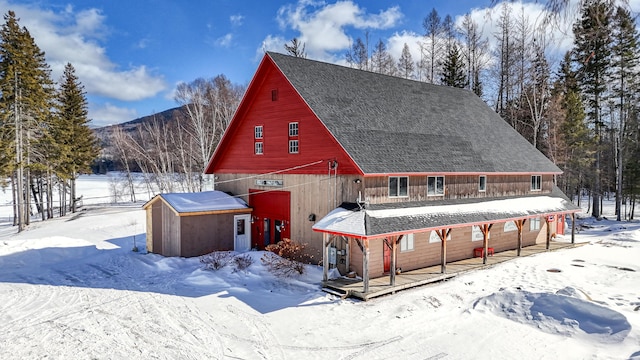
312;187;580;239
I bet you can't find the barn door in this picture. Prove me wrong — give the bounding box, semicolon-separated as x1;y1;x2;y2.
234;215;251;252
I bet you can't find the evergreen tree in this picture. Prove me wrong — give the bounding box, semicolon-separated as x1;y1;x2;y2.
572;0;613;218
371;39;395;75
53;63;98;213
440;44;467;88
0;11;55;230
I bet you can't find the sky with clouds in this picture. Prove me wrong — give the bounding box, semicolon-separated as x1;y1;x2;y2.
1;0;637;127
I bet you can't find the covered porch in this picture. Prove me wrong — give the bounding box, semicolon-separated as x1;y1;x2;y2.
323;240;581;301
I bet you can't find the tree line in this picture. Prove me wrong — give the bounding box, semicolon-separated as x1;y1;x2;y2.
0;11;98;231
285;0;639;220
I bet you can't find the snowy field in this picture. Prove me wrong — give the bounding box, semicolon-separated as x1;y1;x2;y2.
0;174;639;359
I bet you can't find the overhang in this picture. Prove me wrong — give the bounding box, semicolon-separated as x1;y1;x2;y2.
142;190;251;217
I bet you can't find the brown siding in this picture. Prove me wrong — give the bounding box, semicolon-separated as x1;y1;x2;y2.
162;204;180;257
180;213;238;257
365;174;554;204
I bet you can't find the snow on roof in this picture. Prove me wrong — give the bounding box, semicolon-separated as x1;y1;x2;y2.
149;191;248;214
313;194;579;238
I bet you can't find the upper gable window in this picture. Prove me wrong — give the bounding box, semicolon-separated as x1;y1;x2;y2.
255;142;263;155
479;175;486;192
289;140;299;154
389;176;408;197
289;122;299;137
255;125;263;139
271;89;278;101
531;175;542;191
427;176;444;196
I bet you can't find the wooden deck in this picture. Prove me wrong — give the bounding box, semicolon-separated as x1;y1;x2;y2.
323;241;583;301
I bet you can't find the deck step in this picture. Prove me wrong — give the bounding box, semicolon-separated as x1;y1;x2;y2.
322;286;349;299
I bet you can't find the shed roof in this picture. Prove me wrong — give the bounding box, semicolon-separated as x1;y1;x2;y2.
143;191;249;216
267;52;561;175
312;187;580;239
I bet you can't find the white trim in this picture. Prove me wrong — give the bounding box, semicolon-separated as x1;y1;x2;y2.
427;176;445;196
388;176;409;198
479;175;486;192
531;175;542;191
288;122;299;137
234;214;251;252
288;139;299;153
255;142;263;155
254;125;263;139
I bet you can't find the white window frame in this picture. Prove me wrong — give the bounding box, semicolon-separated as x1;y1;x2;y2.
401;233;414;252
479;175;486;192
531;175;542;191
504;221;517;232
289;122;299;137
530;217;541;231
388;176;409;198
255;142;263;155
254;125;263;139
288;139;299;154
427;176;445;196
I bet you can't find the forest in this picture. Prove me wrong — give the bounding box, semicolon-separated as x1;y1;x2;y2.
1;0;639;231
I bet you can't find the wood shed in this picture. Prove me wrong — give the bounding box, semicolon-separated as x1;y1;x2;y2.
143;191;252;257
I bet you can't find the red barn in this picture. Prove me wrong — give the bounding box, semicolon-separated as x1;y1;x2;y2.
205;52;579;297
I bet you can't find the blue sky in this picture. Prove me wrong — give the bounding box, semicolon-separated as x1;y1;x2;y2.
1;0;629;127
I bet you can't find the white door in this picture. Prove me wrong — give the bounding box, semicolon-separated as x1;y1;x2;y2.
234;214;251;252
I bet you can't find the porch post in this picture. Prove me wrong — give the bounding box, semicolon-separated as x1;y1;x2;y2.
437;229;450;274
363;239;370;293
390;236;397;286
344;236;351;273
571;213;576;244
545;216;551;250
515;219;525;256
481;224;493;265
322;233;329;282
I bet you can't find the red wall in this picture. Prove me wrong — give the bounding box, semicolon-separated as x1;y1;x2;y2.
207;57;361;175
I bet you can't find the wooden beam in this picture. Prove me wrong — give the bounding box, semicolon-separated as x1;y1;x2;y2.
571;213;576;244
390;236;396;286
480;223;492;264
515;219;525;256
343;236;351;273
545;216;551;250
363;239;370;293
322;233;329;282
436;228;451;274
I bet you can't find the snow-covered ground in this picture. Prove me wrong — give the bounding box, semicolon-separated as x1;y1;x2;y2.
0;174;639;359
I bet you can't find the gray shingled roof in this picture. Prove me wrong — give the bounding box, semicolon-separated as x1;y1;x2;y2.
268;52;561;174
313;187;580;238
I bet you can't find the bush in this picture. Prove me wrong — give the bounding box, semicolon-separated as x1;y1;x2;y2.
233;253;254;272
200;251;233;270
261;238;306;277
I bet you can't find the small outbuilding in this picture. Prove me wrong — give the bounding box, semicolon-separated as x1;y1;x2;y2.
143;191;252;257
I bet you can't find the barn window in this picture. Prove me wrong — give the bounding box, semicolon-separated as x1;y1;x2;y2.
289;140;299;154
289;122;299;137
530;217;541;231
255;142;263;155
531;175;542;191
401;233;414;252
479;175;486;192
388;176;408;197
255;125;263;139
427;176;444;196
271;89;278;101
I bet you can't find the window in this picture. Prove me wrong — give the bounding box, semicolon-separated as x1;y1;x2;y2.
479;175;486;192
430;230;451;243
289;122;299;137
271;89;278;101
530;218;541;231
472;225;490;241
289;140;299;154
427;176;444;196
254;125;263;139
401;233;414;252
255;142;263;155
504;221;517;232
389;176;408;197
531;175;542;191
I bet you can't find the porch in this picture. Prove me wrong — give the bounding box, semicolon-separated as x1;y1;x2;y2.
322;241;582;301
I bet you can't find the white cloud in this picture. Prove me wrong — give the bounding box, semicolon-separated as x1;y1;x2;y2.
257;34;287;60
0;1;166;101
216;33;234;47
230;14;244;26
269;0;403;60
89;103;138;127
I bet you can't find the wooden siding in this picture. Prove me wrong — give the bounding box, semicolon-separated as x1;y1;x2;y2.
207;57;360;176
349;221;544;278
364;174;554;204
215;173;363;259
180;213;237;257
162;204;180;257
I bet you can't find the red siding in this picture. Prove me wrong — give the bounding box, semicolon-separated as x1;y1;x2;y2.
206;56;361;175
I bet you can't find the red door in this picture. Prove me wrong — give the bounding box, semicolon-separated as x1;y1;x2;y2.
383;240;391;273
249;190;290;250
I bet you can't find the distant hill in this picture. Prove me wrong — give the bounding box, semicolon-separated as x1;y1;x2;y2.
94;105;188;135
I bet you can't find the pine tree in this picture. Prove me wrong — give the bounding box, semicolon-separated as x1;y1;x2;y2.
440;44;467;88
0;11;55;230
572;0;613;218
53;62;98;213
